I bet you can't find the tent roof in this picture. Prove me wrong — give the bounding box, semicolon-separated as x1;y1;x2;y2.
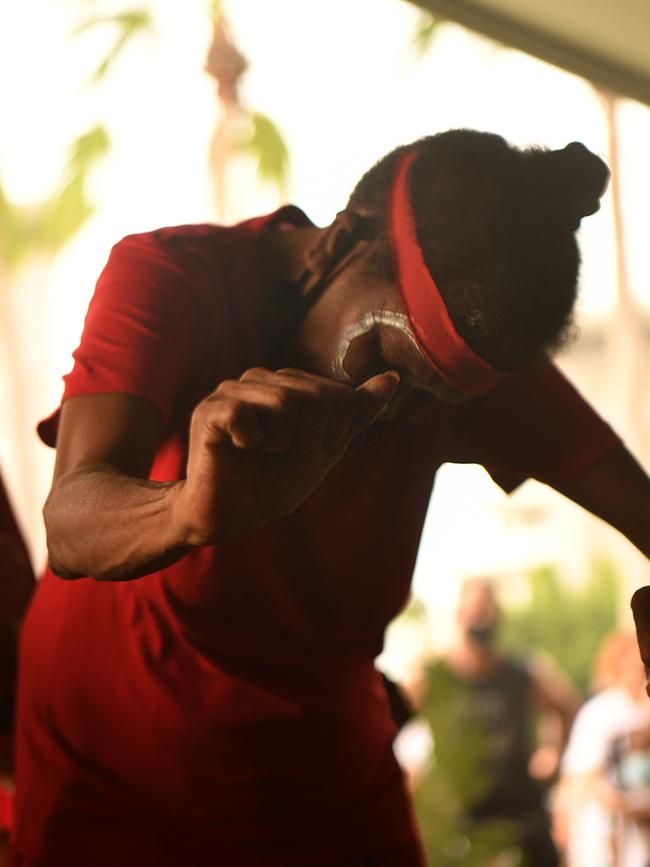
408;0;650;105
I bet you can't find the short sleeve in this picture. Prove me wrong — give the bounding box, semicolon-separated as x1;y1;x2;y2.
448;361;622;493
38;233;199;446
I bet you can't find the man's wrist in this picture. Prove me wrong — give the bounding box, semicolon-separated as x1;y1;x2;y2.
165;479;230;549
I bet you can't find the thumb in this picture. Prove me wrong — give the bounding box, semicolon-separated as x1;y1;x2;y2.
353;370;401;430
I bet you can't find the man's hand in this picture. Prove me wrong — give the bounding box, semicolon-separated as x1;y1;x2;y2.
173;367;400;545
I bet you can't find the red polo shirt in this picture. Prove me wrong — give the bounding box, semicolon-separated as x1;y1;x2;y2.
12;208;619;867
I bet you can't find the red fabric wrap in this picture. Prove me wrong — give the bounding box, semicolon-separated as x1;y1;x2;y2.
389;148;507;395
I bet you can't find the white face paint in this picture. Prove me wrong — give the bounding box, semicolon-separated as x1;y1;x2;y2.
331;309;426;383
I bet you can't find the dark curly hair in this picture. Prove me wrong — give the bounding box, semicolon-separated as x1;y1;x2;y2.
348;129;609;371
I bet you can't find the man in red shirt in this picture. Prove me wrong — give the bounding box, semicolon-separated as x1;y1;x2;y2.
11;130;650;866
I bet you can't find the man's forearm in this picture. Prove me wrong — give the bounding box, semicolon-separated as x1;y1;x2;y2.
44;464;192;581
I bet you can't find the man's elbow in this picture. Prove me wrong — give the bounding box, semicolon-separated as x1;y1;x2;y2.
46;554;84;581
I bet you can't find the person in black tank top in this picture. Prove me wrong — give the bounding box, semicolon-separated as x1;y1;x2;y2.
416;579;577;867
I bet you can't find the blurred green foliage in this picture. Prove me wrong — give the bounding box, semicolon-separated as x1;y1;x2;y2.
0;126;109;271
500;561;620;695
0;1;146;272
412;10;443;57
236;112;290;194
74;9;153;83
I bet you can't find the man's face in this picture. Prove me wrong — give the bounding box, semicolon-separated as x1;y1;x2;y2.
456;583;499;633
295;243;469;420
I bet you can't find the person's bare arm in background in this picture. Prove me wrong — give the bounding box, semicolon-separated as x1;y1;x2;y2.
529;661;580;781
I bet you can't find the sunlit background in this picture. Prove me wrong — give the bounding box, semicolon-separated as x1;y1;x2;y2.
1;0;649;667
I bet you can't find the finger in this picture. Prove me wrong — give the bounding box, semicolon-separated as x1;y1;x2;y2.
242;368;339;455
237;368;363;454
322;389;358;452
336;371;400;451
631;586;650;694
239;367;276;384
354;370;401;428
200;396;264;449
273;369;357;455
214;381;300;453
292;388;336;456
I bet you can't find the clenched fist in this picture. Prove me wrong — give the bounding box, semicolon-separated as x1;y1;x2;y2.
172;367;400;546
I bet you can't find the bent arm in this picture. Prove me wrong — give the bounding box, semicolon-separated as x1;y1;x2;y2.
553;444;650;558
46;371;398;582
45;393;191;581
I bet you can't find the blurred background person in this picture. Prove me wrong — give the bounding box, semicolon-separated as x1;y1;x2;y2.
555;632;650;867
408;578;578;866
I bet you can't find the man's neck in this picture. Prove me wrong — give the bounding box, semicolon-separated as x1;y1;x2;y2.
257;226;327;371
260;226;324;288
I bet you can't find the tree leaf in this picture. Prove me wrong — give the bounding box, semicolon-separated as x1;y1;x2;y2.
0;125;110;271
413;11;442;57
74;10;153;82
237;111;290;194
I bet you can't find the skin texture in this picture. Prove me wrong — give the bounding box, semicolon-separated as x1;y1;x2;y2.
45;210;650;587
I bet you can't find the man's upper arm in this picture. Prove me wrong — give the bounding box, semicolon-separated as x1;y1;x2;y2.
39;231;200;461
554;444;650;559
450;361;622;494
53;392;165;484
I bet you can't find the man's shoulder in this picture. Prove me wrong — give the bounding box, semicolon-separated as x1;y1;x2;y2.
108;205;311;273
119;206;311;248
109;223;227;263
99;220;258;298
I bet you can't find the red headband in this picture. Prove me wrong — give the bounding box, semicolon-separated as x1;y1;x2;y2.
389;148;506;396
